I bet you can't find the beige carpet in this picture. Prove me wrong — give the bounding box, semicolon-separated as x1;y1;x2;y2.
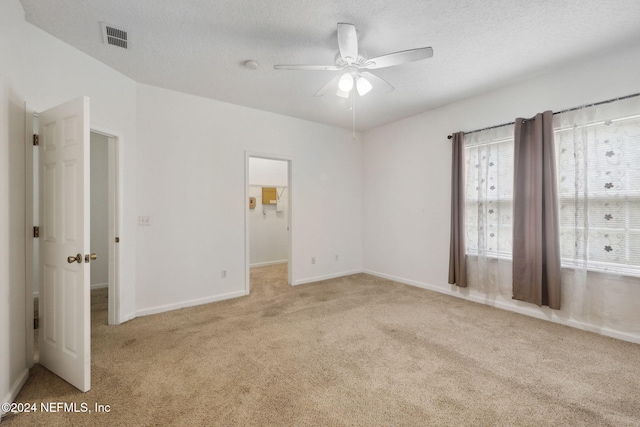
4;264;640;426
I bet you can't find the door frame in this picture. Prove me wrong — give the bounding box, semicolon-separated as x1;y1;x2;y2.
25;104;36;368
244;151;293;293
25;105;123;367
91;128;121;326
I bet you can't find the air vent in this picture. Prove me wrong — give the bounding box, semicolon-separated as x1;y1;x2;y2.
101;22;128;49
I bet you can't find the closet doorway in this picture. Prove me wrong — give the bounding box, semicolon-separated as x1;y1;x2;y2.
245;154;293;293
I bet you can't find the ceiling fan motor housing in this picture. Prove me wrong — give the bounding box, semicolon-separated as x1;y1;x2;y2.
334;53;369;68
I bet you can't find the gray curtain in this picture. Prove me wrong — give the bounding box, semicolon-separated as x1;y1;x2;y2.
512;111;561;308
448;132;467;287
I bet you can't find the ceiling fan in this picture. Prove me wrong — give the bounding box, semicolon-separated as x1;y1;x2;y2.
274;23;433;98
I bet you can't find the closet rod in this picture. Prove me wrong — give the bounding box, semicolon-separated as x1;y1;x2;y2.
447;92;640;139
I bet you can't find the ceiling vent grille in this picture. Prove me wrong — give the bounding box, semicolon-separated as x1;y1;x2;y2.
101;23;128;49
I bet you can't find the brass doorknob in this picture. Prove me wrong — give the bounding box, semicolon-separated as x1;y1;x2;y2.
67;254;82;263
85;253;98;263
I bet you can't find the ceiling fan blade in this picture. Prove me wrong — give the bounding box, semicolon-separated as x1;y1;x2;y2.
364;47;433;69
314;76;341;97
274;64;341;71
360;72;395;93
337;23;358;64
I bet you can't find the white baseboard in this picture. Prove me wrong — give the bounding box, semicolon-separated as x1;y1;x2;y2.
250;260;287;268
120;311;136;324
135;290;247;317
1;368;29;416
363;269;640;345
293;269;363;286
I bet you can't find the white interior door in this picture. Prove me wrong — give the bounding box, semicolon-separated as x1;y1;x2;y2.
38;96;91;392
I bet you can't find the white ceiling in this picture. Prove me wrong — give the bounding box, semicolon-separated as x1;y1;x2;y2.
18;0;640;131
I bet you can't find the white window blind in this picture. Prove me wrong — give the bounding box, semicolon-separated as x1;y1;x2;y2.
464;128;514;260
464;108;640;277
555;114;640;275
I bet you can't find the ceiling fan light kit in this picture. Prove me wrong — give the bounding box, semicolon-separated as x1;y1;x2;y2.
338;72;354;92
356;76;373;96
274;23;433;99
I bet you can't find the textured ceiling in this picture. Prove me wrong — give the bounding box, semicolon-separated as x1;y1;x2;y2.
18;0;640;131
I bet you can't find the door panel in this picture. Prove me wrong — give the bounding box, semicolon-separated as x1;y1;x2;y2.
38;96;91;392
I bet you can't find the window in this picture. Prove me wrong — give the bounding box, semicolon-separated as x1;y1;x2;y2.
555;114;640;276
464;128;514;260
464;111;640;276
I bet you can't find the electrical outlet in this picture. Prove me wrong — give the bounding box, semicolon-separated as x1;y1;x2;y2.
311;257;316;264
335;255;339;262
138;216;151;226
221;270;227;278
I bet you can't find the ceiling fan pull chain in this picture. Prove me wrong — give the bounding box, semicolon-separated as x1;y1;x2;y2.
352;93;356;140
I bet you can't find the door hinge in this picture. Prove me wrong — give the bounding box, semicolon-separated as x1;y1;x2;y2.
34;317;39;329
33;226;40;238
115;237;120;243
33;134;39;146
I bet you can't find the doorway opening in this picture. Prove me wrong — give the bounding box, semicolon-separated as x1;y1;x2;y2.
245;154;293;293
88;131;116;327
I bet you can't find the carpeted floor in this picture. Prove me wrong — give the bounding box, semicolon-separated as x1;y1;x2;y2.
4;264;640;426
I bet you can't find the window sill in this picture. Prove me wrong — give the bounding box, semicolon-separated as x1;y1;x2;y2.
465;252;640;280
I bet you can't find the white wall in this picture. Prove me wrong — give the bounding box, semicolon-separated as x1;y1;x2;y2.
362;43;640;343
0;0;27;409
249;157;288;187
0;0;138;409
135;84;363;315
0;0;27;411
91;132;109;287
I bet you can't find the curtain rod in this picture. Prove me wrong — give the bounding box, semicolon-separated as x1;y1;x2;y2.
447;92;640;139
